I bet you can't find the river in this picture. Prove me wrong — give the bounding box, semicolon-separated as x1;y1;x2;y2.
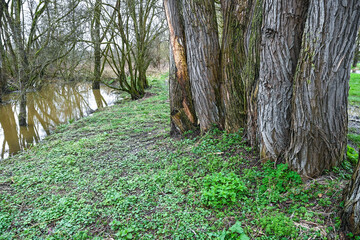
0;82;119;159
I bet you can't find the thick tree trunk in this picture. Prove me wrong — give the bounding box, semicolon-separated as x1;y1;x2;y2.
287;0;360;177
220;0;248;132
258;0;309;160
92;0;101;90
164;0;197;135
243;0;262;147
182;0;223;132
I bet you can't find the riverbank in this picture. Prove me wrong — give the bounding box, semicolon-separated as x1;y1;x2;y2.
0;81;120;159
0;73;357;239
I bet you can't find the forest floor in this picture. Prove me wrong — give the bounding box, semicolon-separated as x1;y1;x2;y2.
0;73;359;239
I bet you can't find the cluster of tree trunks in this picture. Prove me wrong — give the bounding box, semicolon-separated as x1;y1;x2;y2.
166;0;360;173
287;0;360;176
165;0;360;234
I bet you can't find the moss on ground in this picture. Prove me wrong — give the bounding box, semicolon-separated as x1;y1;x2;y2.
0;73;356;239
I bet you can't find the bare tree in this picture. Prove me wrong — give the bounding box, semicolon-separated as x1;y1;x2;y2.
0;0;78;125
104;0;166;100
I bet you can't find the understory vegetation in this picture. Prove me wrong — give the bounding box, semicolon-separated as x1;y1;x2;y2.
0;73;358;239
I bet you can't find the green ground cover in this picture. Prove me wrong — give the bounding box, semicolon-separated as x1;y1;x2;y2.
348;73;360;151
0;73;357;239
349;73;360;105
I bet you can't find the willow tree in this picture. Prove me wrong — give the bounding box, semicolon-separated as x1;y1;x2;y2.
220;0;248;132
287;0;360;176
105;0;165;100
220;0;262;143
181;0;223;132
165;0;262;136
164;0;197;135
0;0;79;125
258;0;309;160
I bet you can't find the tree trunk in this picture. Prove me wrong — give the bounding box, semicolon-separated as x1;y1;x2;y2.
220;0;248;132
287;0;360;177
0;2;4;103
353;33;359;68
342;150;360;235
258;0;309;160
182;0;223;132
242;0;262;147
0;46;4;103
18;89;27;126
92;0;101;90
164;0;198;135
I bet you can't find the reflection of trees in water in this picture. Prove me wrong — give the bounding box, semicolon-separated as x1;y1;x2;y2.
0;104;20;159
1;82;111;158
93;89;107;109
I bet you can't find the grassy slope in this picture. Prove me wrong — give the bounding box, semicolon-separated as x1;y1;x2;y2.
0;73;355;239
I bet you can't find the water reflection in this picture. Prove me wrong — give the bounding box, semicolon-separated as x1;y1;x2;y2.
0;82;118;159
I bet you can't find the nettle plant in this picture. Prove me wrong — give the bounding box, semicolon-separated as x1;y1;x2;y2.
201;172;248;209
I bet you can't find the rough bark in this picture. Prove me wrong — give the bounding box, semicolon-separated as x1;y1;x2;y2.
287;0;360;176
353;32;359;68
342;150;360;235
220;0;248;132
258;0;309;160
242;0;262;147
164;0;197;135
182;0;223;132
92;0;101;90
0;2;4;103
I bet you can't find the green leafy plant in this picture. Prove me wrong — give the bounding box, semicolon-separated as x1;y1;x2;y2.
201;172;247;208
209;221;250;240
260;163;302;203
347;146;359;165
260;212;297;238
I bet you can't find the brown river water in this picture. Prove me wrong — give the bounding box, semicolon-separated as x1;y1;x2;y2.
0;82;119;159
